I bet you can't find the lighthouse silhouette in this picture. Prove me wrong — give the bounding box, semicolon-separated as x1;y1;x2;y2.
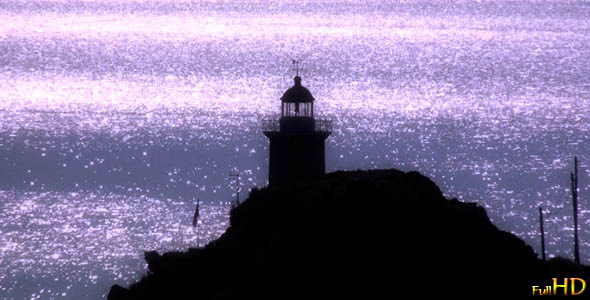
263;71;332;186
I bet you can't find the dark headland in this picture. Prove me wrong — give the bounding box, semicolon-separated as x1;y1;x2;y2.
108;169;589;298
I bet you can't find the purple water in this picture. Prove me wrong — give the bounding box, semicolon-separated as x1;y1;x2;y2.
1;1;590;299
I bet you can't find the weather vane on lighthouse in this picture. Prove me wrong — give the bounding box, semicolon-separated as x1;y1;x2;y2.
291;59;301;76
262;61;332;185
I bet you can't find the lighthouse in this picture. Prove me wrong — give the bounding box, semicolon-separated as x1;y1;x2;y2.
263;74;332;185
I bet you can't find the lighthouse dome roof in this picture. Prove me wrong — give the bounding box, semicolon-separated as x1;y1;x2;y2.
280;76;315;103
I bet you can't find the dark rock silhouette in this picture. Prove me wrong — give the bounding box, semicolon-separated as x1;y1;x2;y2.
108;169;589;299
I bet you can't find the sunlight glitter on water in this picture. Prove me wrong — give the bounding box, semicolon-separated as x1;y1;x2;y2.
0;190;230;299
1;0;590;299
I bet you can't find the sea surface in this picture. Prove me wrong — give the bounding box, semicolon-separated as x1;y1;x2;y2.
1;0;590;299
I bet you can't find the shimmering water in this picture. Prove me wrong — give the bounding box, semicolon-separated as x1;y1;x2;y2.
1;0;590;299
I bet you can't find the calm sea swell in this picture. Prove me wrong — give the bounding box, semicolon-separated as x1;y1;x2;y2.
0;1;589;299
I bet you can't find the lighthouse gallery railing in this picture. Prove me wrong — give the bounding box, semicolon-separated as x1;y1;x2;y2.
262;118;332;133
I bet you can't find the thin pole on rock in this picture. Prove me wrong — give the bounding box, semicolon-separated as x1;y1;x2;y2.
229;170;240;208
539;206;546;261
571;156;580;264
193;198;200;247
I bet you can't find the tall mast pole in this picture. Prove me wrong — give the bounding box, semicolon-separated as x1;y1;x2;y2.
193;198;200;247
539;206;546;261
229;170;240;207
571;156;580;264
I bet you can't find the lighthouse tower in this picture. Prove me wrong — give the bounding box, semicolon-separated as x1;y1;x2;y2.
263;74;332;185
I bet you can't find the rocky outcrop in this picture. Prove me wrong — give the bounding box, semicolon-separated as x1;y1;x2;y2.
108;169;589;299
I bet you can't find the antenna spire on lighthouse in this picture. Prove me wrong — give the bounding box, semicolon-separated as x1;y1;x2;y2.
292;59;300;77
